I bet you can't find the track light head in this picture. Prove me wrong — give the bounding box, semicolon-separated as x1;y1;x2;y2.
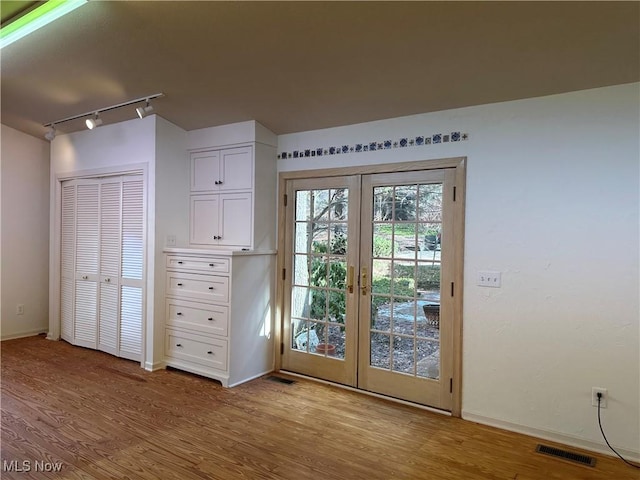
86;113;103;130
136;99;154;119
44;125;56;141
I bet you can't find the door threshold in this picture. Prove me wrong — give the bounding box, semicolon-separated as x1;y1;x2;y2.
278;370;452;417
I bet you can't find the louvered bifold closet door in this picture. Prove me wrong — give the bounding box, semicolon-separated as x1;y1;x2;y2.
74;182;100;348
98;179;122;356
119;175;144;361
61;182;76;343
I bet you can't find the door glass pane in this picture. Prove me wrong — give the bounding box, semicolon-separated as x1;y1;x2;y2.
369;182;442;379
290;187;349;360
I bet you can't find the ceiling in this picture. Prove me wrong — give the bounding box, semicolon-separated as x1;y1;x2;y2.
1;1;638;140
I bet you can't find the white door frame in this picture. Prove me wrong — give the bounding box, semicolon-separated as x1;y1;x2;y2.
48;163;148;369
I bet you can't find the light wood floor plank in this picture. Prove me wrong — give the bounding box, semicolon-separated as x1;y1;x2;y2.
1;336;637;479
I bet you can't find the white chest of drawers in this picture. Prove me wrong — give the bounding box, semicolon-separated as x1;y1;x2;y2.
164;248;275;387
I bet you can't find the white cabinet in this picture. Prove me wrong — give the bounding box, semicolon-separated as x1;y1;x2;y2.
190;146;253;192
164;249;275;387
190;193;252;247
189;143;275;251
61;175;144;362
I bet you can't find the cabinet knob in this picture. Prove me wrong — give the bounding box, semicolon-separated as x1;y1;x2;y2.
208;318;213;321
105;278;111;283
213;235;222;240
176;312;183;316
208;287;214;290
177;283;183;287
207;351;213;355
176;344;182;347
209;263;215;267
82;275;88;280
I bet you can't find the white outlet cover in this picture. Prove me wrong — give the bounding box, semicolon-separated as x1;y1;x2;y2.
166;235;176;247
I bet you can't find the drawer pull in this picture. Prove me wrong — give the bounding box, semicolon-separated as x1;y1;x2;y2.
177;283;183;286
208;317;213;321
176;312;183;316
209;263;215;267
176;343;183;347
177;261;183;264
208;287;214;290
207;351;214;355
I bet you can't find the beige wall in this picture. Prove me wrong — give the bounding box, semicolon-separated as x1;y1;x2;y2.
1;124;50;339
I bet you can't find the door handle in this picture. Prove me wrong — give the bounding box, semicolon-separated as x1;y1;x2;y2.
361;267;368;296
347;266;354;293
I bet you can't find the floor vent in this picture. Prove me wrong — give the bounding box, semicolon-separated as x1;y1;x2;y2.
535;444;596;467
266;376;295;385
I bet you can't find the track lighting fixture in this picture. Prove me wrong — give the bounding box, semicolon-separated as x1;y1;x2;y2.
44;125;56;141
136;99;154;119
85;112;103;130
43;93;164;135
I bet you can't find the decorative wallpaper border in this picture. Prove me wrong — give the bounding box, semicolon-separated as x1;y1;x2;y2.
277;131;468;159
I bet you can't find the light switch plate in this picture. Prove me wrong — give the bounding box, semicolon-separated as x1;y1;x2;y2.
477;271;501;287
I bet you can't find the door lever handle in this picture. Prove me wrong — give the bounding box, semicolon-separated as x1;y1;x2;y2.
361;267;368;296
347;266;354;293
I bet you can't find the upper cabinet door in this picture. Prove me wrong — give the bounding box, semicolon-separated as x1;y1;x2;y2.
191;147;253;193
220;147;253;191
191;151;221;192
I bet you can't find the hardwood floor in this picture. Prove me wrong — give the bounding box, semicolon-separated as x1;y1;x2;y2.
1;335;636;479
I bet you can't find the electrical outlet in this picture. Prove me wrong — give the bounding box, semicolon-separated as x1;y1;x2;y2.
166;235;176;247
477;270;501;287
592;387;607;408
16;304;24;315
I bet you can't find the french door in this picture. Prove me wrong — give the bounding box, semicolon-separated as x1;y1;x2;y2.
281;166;461;411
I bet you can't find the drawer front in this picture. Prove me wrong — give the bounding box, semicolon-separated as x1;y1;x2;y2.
166;255;229;274
166;272;229;303
165;329;227;371
166;299;229;337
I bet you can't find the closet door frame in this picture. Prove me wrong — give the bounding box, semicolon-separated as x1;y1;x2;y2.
49;163;148;368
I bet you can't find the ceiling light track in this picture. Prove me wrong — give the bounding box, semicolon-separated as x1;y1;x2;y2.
43;93;164;137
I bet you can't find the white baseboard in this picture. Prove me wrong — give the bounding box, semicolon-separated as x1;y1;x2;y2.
144;361;166;372
1;328;48;341
462;411;640;462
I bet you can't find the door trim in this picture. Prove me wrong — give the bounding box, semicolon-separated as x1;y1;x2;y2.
49;163;148;369
276;157;466;416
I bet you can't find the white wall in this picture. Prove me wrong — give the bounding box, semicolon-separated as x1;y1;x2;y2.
152;116;189;370
278;83;640;457
1;125;50;340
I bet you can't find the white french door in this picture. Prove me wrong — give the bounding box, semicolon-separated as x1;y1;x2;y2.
280;166;462;411
61;174;144;361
